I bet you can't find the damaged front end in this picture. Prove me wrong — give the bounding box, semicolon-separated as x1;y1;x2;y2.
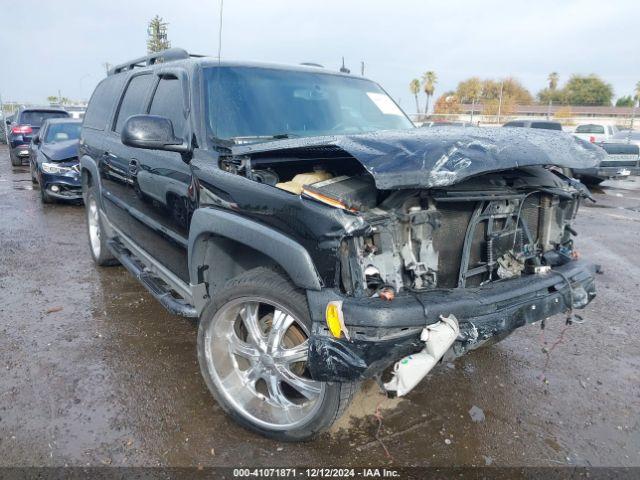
222;128;602;389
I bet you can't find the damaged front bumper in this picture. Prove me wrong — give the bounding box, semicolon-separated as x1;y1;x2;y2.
307;259;596;382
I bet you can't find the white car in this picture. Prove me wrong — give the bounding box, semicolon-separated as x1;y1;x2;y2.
573;123;619;143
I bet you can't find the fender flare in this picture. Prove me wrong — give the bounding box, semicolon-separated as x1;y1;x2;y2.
188;208;322;292
80;155;102;200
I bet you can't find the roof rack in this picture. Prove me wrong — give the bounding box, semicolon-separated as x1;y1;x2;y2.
108;48;205;76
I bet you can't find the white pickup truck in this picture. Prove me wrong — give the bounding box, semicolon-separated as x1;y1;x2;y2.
573;123;619;143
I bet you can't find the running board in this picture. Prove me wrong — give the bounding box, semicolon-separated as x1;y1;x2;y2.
108;239;198;318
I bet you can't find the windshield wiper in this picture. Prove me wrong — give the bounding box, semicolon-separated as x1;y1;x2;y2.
230;133;300;144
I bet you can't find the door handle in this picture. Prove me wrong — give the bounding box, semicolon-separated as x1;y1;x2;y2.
129;159;139;175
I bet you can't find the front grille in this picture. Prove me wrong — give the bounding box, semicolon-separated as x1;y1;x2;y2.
433;194;545;288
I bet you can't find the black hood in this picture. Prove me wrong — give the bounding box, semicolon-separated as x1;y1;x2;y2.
41;139;79;162
231;127;605;189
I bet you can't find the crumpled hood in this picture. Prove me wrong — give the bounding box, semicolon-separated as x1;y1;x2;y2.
231;127;606;189
41;139;79;162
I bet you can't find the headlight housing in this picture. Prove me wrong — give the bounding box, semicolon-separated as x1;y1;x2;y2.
41;162;74;174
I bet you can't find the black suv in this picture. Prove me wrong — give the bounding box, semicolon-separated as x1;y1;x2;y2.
80;48;602;440
6;107;69;166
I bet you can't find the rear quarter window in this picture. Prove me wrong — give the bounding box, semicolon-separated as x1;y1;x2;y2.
83;75;126;131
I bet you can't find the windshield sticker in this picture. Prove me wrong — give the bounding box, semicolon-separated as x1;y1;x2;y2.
366;92;404;116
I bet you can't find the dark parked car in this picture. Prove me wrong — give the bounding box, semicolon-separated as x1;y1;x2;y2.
6;107;69;166
80;48;601;440
503;120;563;130
29;118;82;203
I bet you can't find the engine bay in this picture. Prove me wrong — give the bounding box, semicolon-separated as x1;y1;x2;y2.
220;151;587;298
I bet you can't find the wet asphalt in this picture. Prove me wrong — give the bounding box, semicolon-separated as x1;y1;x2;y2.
0;143;638;468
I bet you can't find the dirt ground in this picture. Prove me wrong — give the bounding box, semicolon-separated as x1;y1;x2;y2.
0;143;638;468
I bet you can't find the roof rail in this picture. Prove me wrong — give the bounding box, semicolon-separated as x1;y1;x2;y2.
108;48;205;76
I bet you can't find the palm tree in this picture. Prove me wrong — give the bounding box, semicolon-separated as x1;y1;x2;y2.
421;71;437;115
548;72;559;91
409;79;421;114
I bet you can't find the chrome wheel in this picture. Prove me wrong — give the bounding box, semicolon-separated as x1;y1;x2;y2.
87;196;101;258
203;297;324;430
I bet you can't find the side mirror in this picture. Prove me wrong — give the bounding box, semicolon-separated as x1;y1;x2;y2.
32;135;40;145
5;119;10;126
121;115;190;155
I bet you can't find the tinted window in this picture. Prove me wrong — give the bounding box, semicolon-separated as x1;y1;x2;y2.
531;122;562;130
576;124;605;134
503;121;525;127
149;77;186;136
44;122;81;143
20;110;68;127
84;76;126;130
114;74;153;133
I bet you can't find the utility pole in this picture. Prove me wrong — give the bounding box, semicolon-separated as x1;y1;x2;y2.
360;61;365;76
497;81;504;124
470;98;475;124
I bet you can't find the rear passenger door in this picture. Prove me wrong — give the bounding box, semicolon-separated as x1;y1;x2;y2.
126;71;193;281
100;73;154;238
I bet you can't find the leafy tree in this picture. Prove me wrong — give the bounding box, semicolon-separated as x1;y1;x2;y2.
147;15;170;54
563;74;613;106
616;96;635;107
456;77;483;103
421;71;437;114
47;96;59;104
409;79;421;114
433;92;461;114
635;81;640;103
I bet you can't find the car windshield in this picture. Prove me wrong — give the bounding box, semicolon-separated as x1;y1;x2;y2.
21;110;68;127
44;122;81;143
204;66;413;143
575;124;605;134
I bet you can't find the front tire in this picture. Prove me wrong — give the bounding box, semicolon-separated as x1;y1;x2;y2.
85;186;118;266
40;185;53;204
197;267;356;441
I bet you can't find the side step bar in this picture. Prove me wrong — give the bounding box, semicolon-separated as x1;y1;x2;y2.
108;240;198;318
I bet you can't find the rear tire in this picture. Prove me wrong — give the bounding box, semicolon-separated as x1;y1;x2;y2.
85;185;118;266
197;267;357;441
10;151;21;167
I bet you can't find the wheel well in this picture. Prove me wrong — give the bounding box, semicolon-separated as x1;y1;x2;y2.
193;234;282;297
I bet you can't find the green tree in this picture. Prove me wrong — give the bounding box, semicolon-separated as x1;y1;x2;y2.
421;71;437;114
563;74;613;106
635;81;640;104
616;96;635;107
47;96;59;104
147;15;170;54
456;77;483;103
409;79;421;114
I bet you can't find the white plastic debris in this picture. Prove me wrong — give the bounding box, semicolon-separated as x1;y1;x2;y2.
384;314;460;396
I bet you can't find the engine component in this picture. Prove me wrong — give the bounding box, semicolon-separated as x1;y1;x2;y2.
302;175;377;211
276;170;333;194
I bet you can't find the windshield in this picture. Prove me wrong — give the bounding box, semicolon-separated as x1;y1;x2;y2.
21;110;68;127
204;66;413;142
44;122;81;143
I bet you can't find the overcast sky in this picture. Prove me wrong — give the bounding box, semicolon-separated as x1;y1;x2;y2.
1;0;638;112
